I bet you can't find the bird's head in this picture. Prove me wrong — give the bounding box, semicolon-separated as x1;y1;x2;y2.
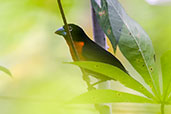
55;24;87;42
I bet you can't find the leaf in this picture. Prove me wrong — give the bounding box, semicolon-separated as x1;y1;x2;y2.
161;50;171;102
91;0;159;97
0;65;12;77
91;0;117;51
70;89;154;104
70;61;154;99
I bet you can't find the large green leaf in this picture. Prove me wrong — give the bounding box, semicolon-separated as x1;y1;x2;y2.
161;50;171;102
70;89;154;104
0;65;12;77
91;0;159;97
70;61;154;99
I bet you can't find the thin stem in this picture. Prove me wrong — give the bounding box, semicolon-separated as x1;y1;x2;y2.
161;103;165;114
57;0;80;61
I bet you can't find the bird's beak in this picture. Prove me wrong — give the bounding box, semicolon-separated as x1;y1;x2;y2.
55;27;67;36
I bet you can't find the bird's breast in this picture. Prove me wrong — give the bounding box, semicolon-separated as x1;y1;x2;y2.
68;41;86;61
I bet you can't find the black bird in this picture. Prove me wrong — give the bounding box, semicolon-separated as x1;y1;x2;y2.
55;24;128;81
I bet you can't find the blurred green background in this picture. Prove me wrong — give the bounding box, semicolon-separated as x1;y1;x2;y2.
0;0;170;114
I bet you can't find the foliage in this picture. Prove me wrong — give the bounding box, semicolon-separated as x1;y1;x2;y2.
91;0;159;97
70;89;153;104
67;0;171;113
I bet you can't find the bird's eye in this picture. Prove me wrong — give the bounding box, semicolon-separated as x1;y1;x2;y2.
69;26;73;31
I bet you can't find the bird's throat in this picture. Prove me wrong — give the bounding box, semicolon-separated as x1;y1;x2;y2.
67;41;86;61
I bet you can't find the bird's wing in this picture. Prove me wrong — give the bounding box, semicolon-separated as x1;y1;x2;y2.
82;39;127;73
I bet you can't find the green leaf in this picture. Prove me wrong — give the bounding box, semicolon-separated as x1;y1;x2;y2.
91;0;159;97
70;61;154;99
91;0;117;51
0;65;12;77
70;89;154;104
161;50;171;102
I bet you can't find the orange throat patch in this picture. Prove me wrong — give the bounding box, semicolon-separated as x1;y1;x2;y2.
67;41;86;61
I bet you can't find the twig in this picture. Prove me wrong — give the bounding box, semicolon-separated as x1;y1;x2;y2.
57;0;80;61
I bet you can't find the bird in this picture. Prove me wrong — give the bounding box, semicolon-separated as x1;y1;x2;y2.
55;24;128;83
